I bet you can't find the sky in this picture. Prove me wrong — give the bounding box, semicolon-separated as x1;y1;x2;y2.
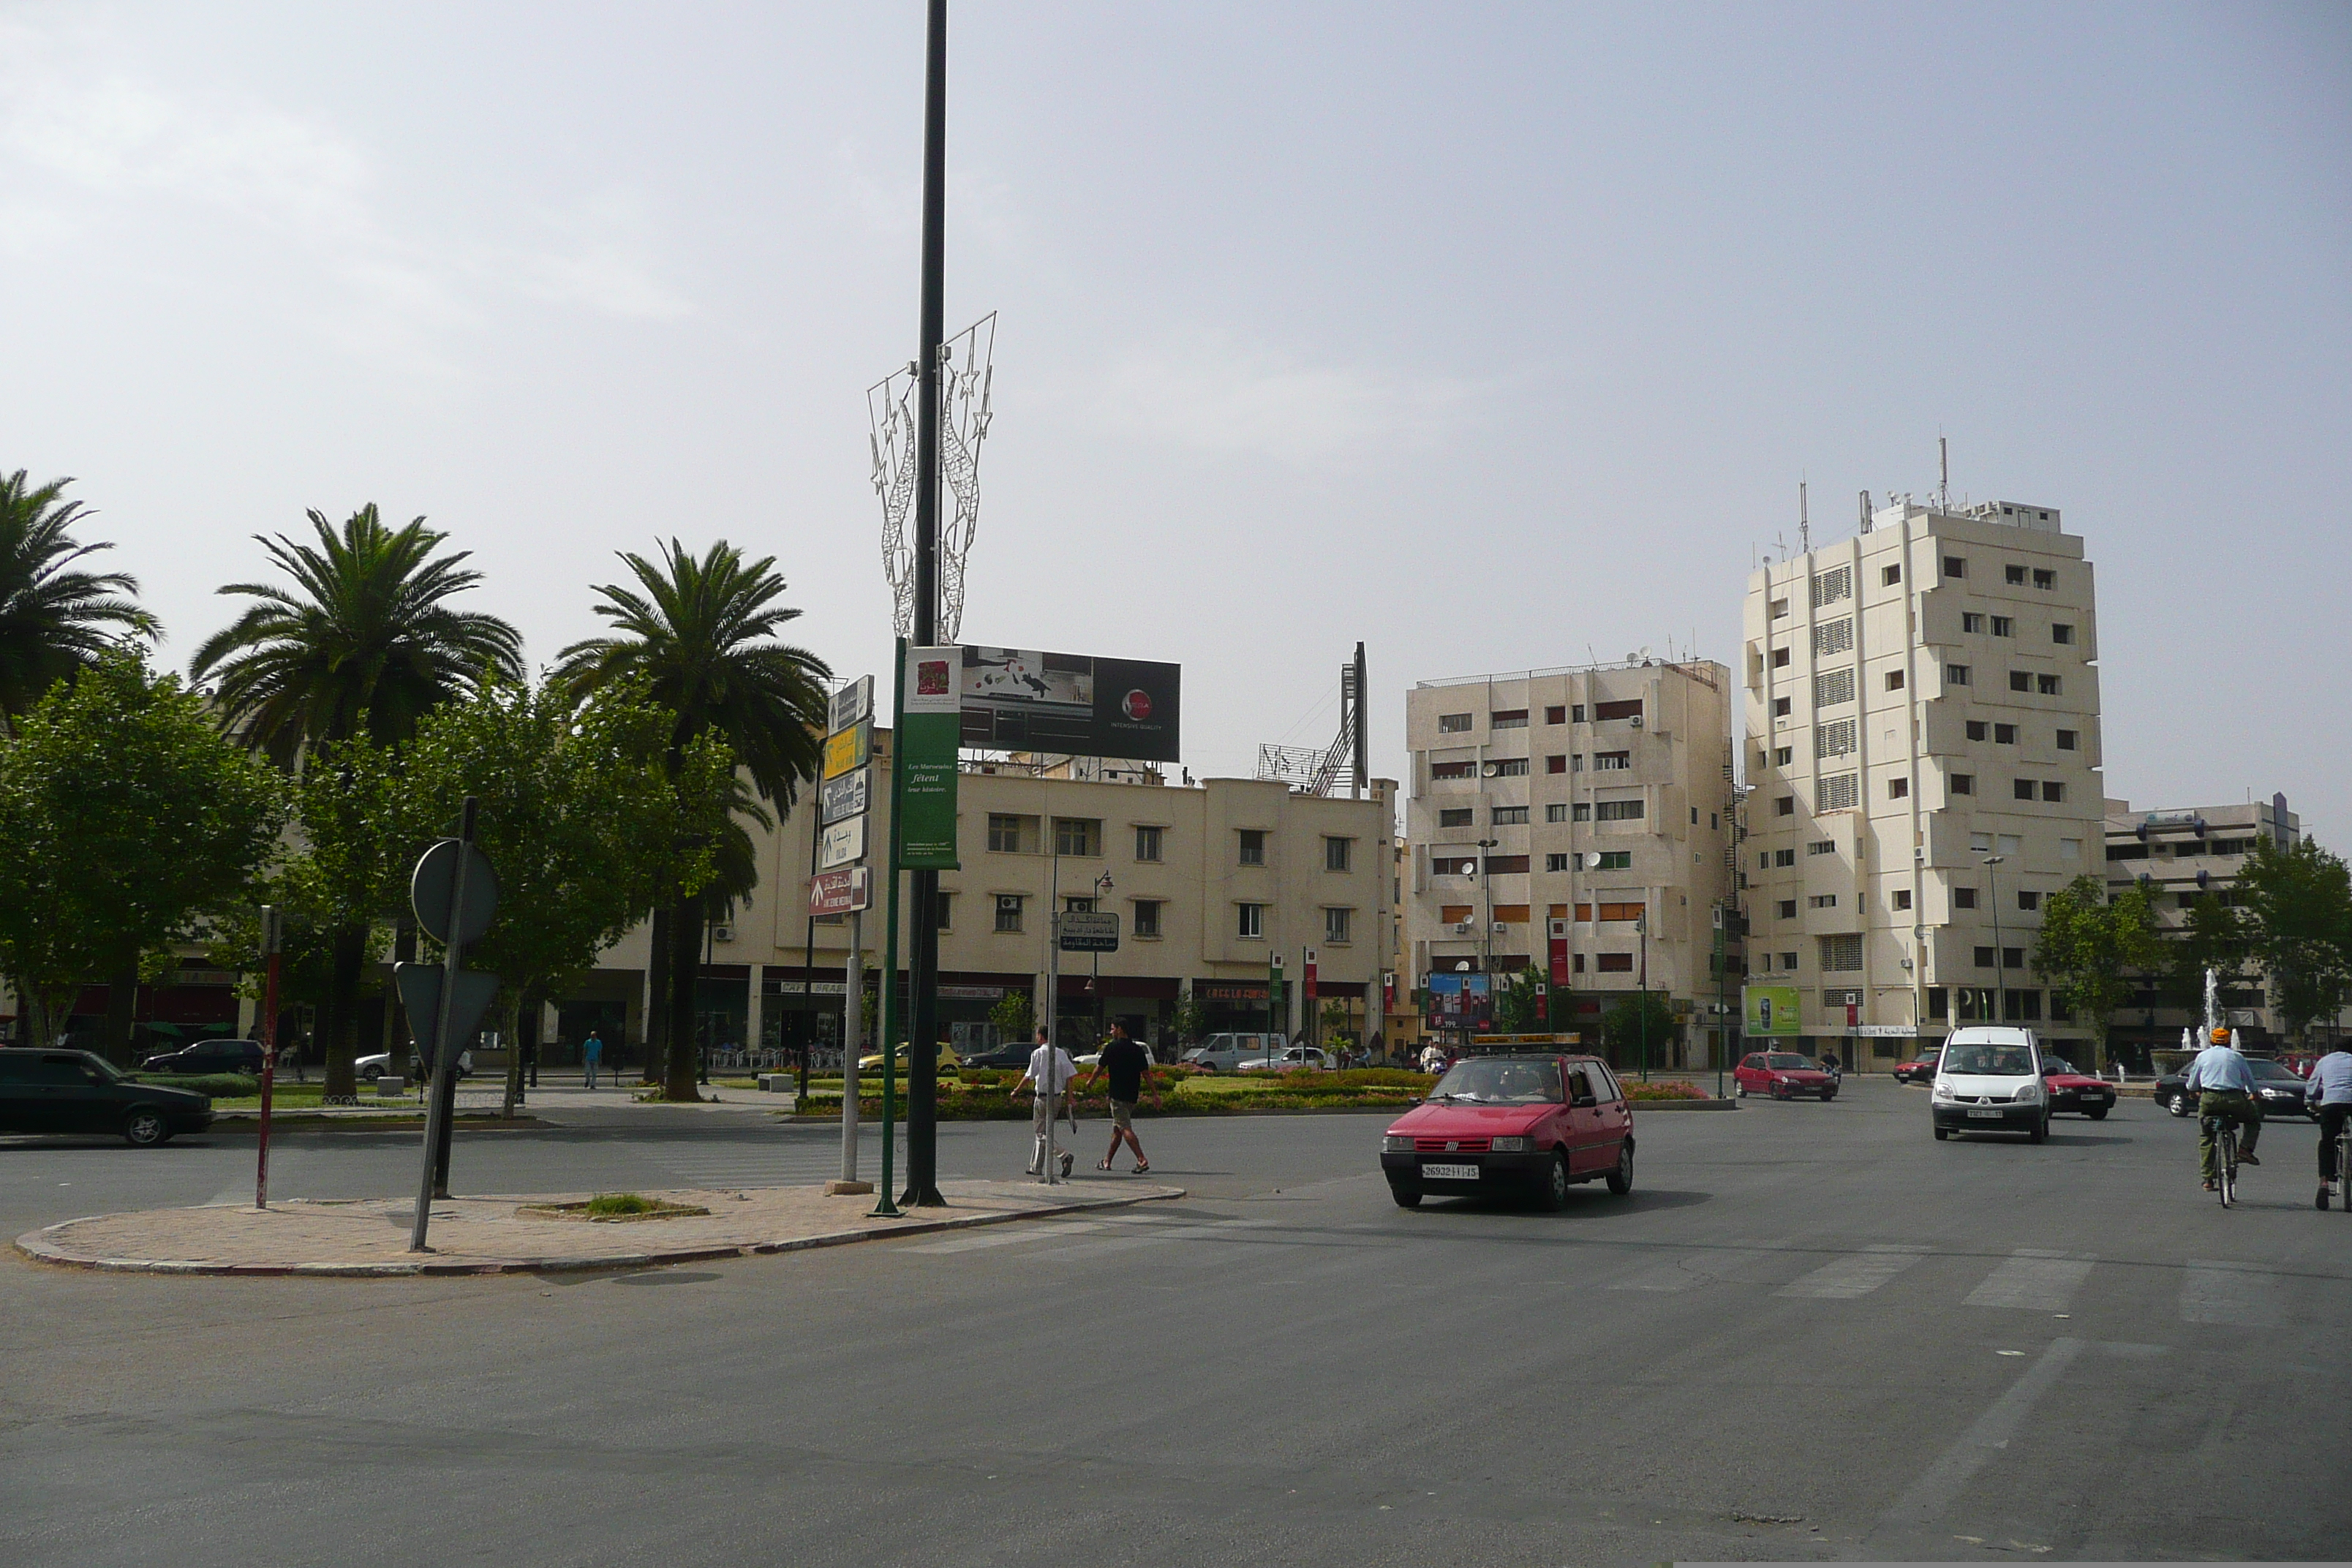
4;2;2347;839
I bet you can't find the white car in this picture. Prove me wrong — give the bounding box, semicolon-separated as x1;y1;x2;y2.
1237;1045;1338;1073
1931;1026;2048;1143
1180;1033;1289;1072
356;1050;471;1082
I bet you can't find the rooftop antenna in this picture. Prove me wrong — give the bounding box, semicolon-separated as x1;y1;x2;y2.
1798;476;1810;557
1858;489;1873;533
1938;433;1949;510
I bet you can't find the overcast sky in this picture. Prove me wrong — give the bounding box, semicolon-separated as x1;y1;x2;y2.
4;2;2346;839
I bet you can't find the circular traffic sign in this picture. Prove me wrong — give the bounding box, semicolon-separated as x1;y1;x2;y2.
410;838;499;947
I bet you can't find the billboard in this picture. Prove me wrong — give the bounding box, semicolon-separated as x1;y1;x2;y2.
958;647;1181;762
1743;984;1801;1039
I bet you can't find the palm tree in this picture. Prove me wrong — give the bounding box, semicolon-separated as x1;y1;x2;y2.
192;505;523;1097
555;540;830;1101
0;471;155;728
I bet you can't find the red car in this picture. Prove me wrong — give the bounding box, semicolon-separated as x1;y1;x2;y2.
1734;1051;1839;1101
2037;1055;2115;1120
1893;1048;1942;1087
1379;1052;1634;1210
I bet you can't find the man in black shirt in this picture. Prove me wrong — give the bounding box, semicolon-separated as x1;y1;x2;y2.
1082;1020;1156;1173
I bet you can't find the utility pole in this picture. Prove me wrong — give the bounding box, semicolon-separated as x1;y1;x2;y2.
1983;853;2005;1025
1477;837;1499;1044
1636;911;1651;1082
902;0;949;1207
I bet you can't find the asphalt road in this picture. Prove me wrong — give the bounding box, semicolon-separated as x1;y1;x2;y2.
4;1080;2348;1565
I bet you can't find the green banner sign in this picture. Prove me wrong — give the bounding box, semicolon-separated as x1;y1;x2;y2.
897;644;962;870
1742;984;1801;1039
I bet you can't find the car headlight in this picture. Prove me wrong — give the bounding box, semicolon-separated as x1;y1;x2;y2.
1489;1137;1531;1153
2014;1084;2043;1102
1933;1081;1955;1099
1382;1134;1414;1152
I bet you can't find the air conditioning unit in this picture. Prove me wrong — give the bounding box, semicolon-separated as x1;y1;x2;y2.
712;924;736;943
1491;921;1509;934
1453;921;1475;935
1629;715;1643;728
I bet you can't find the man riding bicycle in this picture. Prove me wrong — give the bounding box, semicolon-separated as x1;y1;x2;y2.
2307;1041;2352;1210
2185;1026;2264;1191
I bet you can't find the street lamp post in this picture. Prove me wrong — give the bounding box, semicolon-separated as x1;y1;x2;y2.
1635;912;1650;1082
1982;853;2006;1026
1476;837;1499;1047
1091;870;1114;1044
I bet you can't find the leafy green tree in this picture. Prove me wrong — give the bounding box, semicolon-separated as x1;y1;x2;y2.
2233;837;2352;1044
0;470;155;728
0;657;283;1050
1169;993;1210;1047
191;505;521;1096
2030;875;2164;1069
989;990;1034;1046
2169;894;2251;1011
1599;991;1677;1071
554;540;831;1101
1493;969;1542;1033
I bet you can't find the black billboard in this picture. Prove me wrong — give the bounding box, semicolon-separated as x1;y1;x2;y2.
958;647;1182;763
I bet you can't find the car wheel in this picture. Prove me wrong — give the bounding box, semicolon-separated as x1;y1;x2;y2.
2087;1107;2108;1121
2028;1115;2048;1145
1534;1151;1571;1212
1605;1142;1634;1196
1735;1082;1748;1098
2166;1092;2190;1118
362;1065;383;1081
123;1109;170;1148
1388;1183;1422;1209
1933;1126;1951;1140
1821;1090;1837;1103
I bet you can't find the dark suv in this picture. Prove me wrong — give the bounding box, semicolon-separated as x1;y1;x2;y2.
0;1049;215;1146
139;1039;265;1076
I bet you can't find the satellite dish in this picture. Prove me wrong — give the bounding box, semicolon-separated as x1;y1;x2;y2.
1584;851;1604;870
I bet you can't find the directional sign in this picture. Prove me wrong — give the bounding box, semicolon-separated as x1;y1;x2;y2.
393;963;500;1071
1055;911;1120;953
819;815;867;870
410;839;498;946
809;865;872;918
829;674;874;735
820;766;870;826
822;722;870;782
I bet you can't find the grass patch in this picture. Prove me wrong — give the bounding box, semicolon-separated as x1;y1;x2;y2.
126;1072;261;1098
520;1193;713;1223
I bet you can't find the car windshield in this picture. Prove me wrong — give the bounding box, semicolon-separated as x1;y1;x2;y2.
1431;1059;1564;1104
1944;1044;2033;1076
1764;1055;1815;1071
2249;1060;2299;1082
2043;1058;2076;1074
78;1053;127;1082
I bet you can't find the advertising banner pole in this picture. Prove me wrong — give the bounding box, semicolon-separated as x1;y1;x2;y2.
871;642;907;1219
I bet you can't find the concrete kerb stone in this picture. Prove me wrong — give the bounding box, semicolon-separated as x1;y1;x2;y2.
13;1180;1187;1279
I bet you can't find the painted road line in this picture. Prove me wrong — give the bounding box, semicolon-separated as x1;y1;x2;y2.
1606;1243;1793;1294
2179;1259;2283;1326
1878;1338;2088;1531
1964;1248;2095;1311
1775;1245;1929;1300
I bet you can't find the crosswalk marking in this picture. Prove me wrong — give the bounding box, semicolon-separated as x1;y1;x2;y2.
1964;1248;2095;1311
2179;1260;2283;1325
1606;1245;1790;1294
1775;1245;1929;1300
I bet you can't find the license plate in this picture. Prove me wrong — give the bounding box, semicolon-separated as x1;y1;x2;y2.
1966;1108;2003;1119
1421;1162;1480;1181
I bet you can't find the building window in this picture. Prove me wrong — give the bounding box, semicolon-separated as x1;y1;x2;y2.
1490;709;1528;730
2005;990;2043;1022
1820;772;1860;810
1774;745;1793;766
1438;712;1473;733
936;895;953;930
1814;618;1854;656
1950;772;1974;796
1545;803;1568;823
1133;824;1164;862
1594;952;1633;973
1773;696;1791;717
1489;758;1530;777
1545;754;1567;774
1774;848;1796;867
995;894;1025;933
1808;839;1835;856
2033;568;2057;589
1489;807;1527;826
1594;699;1643;722
2038;674;2061;695
1944;556;1967;578
1594;750;1630;770
1811;566;1852;607
1053;818;1101;857
988;813;1034;853
1429;760;1475;780
2060;837;2083;862
1571;704;1586;722
1572;803;1592;822
1545;853;1571;872
1816;718;1856;758
1776;795;1795;816
1892;889;1912;911
2018;890;2041;912
1324;836;1354;872
2005;563;2027;585
1885;669;1905;691
1544;704;1567;725
1236;903;1264;939
1809;894;1838;909
1324;907;1352;943
1967;720;1989;741
1571;753;1585;772
2013;779;2037;801
1439;808;1474;828
1598;901;1645;922
1133;900;1162;938
1594;851;1631;870
1769;598;1790;619
1814;668;1855;707
1882;563;1902;586
2051;623;2074;645
1926;987;1948;1019
2010;671;2033;693
1994;723;2018;744
2057;728;2078;751
1947;664;1971;687
1594;799;1644;821
1819;935;1863;972
1954;887;1979;909
1888;777;1910;799
1772;646;1792;668
2042;781;2065;803
1573;953;1587;973
1962;612;1986;634
1990;616;2014;638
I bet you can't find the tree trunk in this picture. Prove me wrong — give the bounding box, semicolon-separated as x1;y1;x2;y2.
664;889;704;1102
322;920;367;1099
100;964;140;1066
500;990;526;1120
644;903;671;1085
384;916;416;1061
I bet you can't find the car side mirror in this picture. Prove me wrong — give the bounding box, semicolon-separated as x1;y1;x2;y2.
1572;1093;1597;1109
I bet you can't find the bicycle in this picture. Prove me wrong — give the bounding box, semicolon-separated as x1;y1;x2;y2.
2329;1109;2352;1213
2203;1110;2240;1207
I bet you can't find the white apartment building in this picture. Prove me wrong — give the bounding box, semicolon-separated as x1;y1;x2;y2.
1403;660;1736;1064
1742;496;2106;1066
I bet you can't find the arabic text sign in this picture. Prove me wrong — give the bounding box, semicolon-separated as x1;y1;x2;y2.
820;767;869;826
808;865;871;917
818;815;867;870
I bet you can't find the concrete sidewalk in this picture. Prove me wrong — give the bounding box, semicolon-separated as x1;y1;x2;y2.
15;1179;1184;1278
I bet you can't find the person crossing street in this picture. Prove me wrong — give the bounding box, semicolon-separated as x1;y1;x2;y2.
1082;1019;1157;1173
1011;1025;1077;1179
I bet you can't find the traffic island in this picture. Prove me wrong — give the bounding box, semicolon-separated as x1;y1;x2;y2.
14;1178;1184;1278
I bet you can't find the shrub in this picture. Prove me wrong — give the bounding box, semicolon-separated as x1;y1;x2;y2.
584;1192;657;1217
1623;1079;1708;1101
126;1072;259;1098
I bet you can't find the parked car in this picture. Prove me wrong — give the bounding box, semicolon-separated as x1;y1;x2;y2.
1237;1045;1338;1072
955;1043;1033;1072
856;1042;962;1073
1180;1033;1288;1072
1733;1052;1839;1101
0;1048;214;1146
2037;1055;2116;1119
355;1049;471;1082
1893;1048;1942;1087
1931;1027;2048;1142
2155;1058;2314;1119
138;1038;264;1076
1379;1053;1634;1210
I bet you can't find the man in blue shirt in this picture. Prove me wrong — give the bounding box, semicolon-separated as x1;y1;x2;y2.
2306;1044;2352;1210
2185;1027;2264;1189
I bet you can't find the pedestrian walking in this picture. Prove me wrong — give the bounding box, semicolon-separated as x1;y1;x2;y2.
1010;1025;1076;1178
1081;1019;1156;1173
524;1033;540;1089
582;1028;604;1090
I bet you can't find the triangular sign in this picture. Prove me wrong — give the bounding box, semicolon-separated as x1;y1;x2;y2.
395;962;501;1072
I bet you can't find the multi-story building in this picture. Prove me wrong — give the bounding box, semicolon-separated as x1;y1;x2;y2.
2103;794;2301;1061
1403;660;1735;1065
1741;495;2106;1068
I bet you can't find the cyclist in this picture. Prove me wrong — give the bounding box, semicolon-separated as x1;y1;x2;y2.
2185;1026;2264;1191
2307;1041;2352;1210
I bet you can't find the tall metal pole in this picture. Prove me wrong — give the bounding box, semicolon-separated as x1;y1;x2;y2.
902;0;949;1207
1043;847;1062;1185
411;797;478;1252
872;642;908;1218
254;905;282;1209
799;774;823;1104
841;907;864;1186
1984;853;2005;1026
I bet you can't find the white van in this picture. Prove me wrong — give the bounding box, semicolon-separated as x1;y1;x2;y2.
1180;1033;1289;1072
1931;1026;2048;1143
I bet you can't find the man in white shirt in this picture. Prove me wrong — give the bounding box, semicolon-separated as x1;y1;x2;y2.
2305;1044;2352;1210
2184;1027;2264;1190
1011;1026;1077;1179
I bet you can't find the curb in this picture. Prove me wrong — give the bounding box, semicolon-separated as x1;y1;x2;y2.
12;1186;1186;1280
1627;1098;1738;1112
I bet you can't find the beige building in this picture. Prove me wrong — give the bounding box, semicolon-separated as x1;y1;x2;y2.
1742;495;2106;1066
1403;660;1736;1064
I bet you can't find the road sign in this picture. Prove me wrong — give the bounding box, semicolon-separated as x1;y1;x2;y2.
820;767;870;826
819;815;867;870
394;963;500;1071
810;865;872;917
410;838;498;946
1055;911;1120;953
823;722;871;782
829;674;874;735
1304;947;1318;1002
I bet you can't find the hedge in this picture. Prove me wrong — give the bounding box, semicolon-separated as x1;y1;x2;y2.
125;1072;258;1098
